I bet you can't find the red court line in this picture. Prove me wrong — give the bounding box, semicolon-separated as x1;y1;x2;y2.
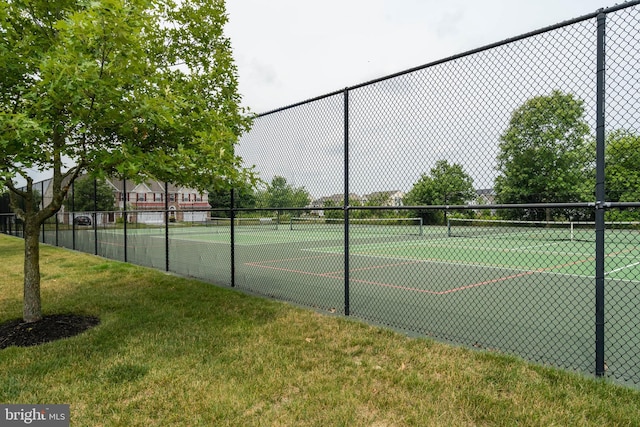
245;258;530;295
245;258;475;295
244;249;624;295
347;270;538;295
323;260;424;276
246;253;342;265
435;271;536;294
243;262;344;281
449;255;597;293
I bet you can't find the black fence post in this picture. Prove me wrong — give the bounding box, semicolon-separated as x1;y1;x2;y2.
123;178;128;263
93;178;98;255
594;10;607;378
71;180;76;250
165;182;170;272
230;188;235;288
344;88;350;317
55;203;59;247
40;181;45;244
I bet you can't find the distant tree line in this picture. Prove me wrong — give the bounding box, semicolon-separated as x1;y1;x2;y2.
404;90;640;224
8;92;638;226
208;176;311;219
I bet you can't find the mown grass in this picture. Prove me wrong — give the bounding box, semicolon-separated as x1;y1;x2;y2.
1;234;640;426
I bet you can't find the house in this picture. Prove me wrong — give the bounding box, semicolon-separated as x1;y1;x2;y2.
361;190;405;207
308;193;362;217
109;179;209;224
471;189;497;216
308;191;406;216
473;189;496;205
48;176;209;225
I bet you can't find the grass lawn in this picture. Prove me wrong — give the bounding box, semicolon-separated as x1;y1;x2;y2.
1;234;640;426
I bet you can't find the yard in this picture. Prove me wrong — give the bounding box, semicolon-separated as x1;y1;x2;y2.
1;234;639;426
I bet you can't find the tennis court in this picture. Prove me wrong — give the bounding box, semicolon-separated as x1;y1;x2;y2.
64;217;640;382
235;220;640;381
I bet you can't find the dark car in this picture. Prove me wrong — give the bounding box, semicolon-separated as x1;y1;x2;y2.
74;215;92;226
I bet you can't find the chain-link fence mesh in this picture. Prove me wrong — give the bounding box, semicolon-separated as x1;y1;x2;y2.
601;4;640;385
2;2;640;386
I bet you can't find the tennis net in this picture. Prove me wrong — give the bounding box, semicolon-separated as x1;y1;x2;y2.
289;217;423;236
208;217;279;231
447;218;640;242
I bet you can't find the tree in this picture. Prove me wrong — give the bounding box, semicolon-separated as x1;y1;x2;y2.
323;195;362;219
404;160;475;224
259;176;310;216
494;90;591;221
0;0;255;322
64;176;116;212
604;130;640;221
208;180;256;216
362;192;392;219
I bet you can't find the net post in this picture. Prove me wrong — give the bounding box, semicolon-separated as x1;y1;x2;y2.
447;218;452;237
419;217;423;236
570;221;574;242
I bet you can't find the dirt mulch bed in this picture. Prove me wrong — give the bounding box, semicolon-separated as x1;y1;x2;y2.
0;314;100;349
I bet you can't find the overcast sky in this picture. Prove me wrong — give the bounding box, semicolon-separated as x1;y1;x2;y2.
226;0;624;114
16;0;630;190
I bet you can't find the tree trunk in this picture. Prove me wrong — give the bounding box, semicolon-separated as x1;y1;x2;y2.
23;216;42;323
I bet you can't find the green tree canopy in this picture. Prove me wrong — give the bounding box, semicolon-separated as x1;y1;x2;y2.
323;196;362;219
604;130;640;221
404;160;475;224
494;90;591;221
260;176;310;214
64;176;116;212
208;180;257;215
0;0;254;322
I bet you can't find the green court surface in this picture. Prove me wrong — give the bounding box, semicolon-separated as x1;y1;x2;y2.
66;224;640;384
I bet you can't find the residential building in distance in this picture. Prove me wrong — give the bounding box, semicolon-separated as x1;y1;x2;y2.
473;189;496;205
308;190;405;216
109;179;209;224
361;190;405;207
49;176;209;225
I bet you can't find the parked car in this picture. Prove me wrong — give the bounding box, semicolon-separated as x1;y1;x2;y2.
74;215;92;226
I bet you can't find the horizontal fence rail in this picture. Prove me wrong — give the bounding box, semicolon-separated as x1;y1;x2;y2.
3;1;640;388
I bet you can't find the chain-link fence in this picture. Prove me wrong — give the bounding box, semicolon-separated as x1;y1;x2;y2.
2;2;640;386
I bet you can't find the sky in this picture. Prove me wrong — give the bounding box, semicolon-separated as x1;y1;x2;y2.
225;0;625;114
226;0;635;197
14;0;632;191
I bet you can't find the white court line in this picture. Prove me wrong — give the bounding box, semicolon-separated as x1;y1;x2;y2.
318;238;595;258
300;246;599;280
607;261;640;275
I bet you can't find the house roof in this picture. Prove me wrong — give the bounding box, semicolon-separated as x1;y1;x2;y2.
311;193;361;204
106;178;204;194
363;190;403;198
476;188;496;196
